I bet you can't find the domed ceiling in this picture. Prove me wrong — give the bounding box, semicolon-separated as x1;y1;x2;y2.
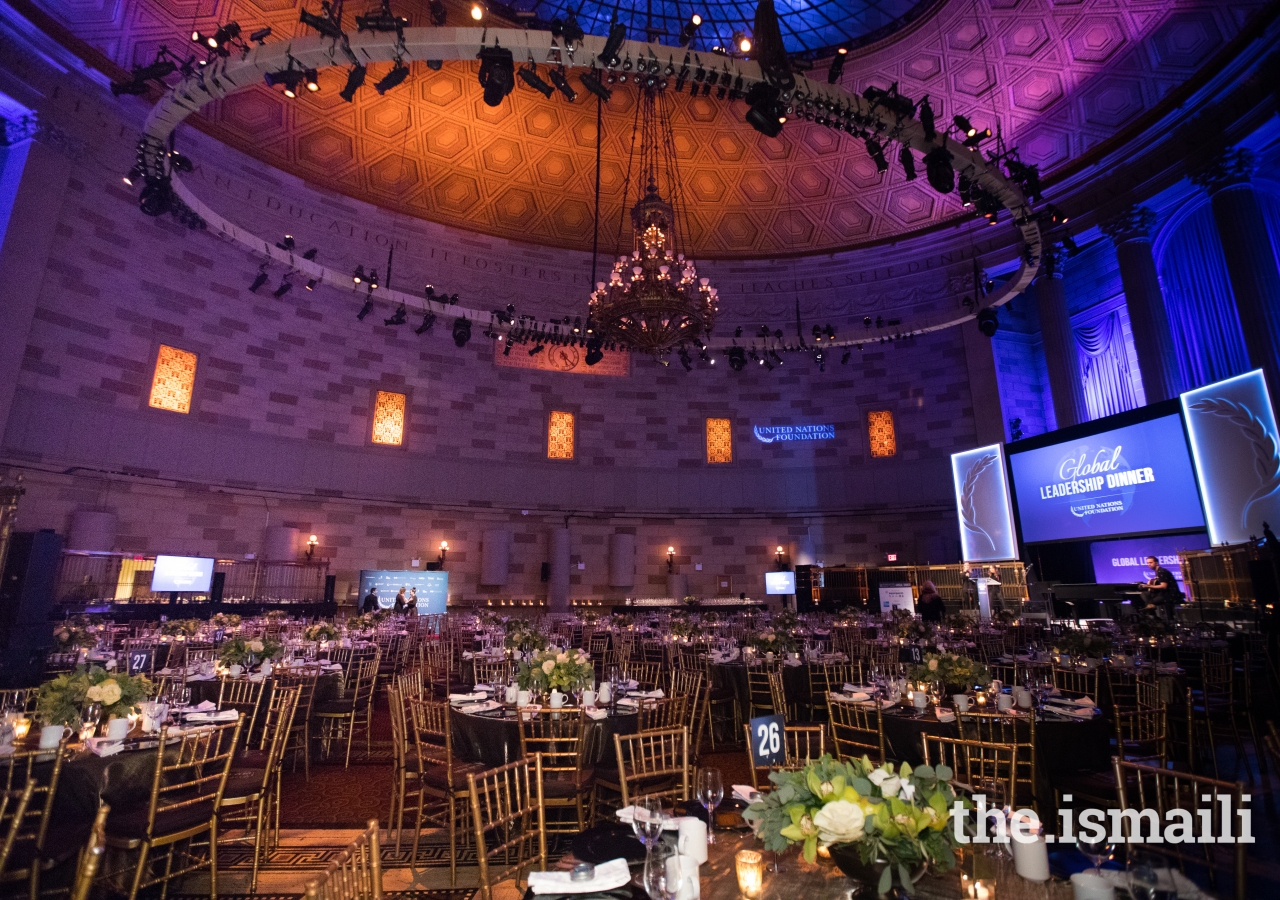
43;0;1262;258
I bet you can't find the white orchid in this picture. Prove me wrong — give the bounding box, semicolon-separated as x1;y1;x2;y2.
898;783;916;802
812;800;866;844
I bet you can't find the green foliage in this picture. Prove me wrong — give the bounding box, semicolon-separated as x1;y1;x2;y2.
303;623;338;642
218;636;283;667
908;653;990;690
37;666;153;727
1053;630;1112;659
160;619;201;638
517;648;593;691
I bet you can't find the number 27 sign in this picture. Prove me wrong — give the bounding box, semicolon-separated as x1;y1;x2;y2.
749;714;786;767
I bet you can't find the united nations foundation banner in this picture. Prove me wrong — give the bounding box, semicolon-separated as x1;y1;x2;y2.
493;341;631;376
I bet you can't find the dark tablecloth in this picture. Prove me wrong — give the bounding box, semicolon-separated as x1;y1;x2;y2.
450;706;639;768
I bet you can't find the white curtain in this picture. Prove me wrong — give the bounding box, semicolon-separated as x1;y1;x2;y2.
1076;310;1138;420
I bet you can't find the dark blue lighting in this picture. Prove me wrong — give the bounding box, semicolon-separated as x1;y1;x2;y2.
524;1;929;55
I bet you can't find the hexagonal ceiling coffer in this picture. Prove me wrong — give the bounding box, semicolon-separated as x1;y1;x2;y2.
1068;17;1126;64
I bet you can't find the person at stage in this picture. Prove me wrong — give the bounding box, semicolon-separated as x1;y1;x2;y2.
916;580;946;622
406;586;418;617
393;587;406;614
1141;555;1180;618
361;586;378;614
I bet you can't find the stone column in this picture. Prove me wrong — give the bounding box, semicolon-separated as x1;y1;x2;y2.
961;315;1008;444
1100;206;1180;402
548;527;571;611
1191;148;1280;398
1032;252;1089;428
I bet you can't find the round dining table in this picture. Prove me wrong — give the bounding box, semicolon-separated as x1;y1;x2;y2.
450;704;640;768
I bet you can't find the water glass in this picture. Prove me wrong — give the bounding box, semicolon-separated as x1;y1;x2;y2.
1126;848;1162;900
643;843;676;900
80;702;103;742
1077;834;1114;874
631;795;665;848
696;767;724;843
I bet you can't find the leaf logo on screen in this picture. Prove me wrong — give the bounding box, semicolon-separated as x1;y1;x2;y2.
753;426;775;443
1189;397;1280;527
960;453;998;553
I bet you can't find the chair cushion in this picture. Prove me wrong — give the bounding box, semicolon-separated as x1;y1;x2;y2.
107;798;216;841
236;748;270;769
420;761;487;791
542;768;595;799
313;699;356;715
222;767;268;800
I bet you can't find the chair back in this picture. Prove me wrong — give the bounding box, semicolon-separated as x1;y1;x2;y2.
407;697;460;789
218;676;267;745
921;735;1017;810
623;661;662;692
669;669;704;738
0;742;69;877
956;711;1037;811
613;726;690;806
304;819;383;900
827;695;885;764
141;719;242;840
473;660;513;687
1114;705;1168;767
1113;759;1247;900
743;725;825;791
1052;666;1099;698
260;683;303;774
467;757;547;900
745;663;779;714
0;690;35;715
639;696;688;733
345;658;380;712
517;709;585;777
394;669;424;700
0;780;34;879
69;802;108;900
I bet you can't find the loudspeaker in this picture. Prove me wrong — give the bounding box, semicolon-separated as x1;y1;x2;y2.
323;574;336;604
794;565;815;612
540;562;550;582
0;530;63;688
209;571;225;604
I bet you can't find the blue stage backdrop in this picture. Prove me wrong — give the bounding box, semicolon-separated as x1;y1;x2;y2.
357;571;448;613
951;444;1019;562
1181;370;1280;546
1089;534;1209;592
1008;413;1205;543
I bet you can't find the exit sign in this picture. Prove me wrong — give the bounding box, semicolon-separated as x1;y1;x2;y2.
886;553;898;562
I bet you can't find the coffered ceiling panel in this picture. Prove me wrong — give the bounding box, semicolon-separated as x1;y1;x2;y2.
39;0;1265;258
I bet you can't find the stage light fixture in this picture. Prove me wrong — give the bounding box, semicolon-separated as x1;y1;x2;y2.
678;347;692;371
727;346;746;371
744;82;784;137
924;146;954;193
919;95;936;141
385;303;407;326
547;67;576;101
976;308;999;337
579;71;612;102
299;4;344;39
598;20;626;67
964;127;992;148
138;179;172;216
679;14;702;47
470;3;484;21
518;64;554;98
841;350;851;364
353;265;365;285
375;61;410;95
585;336;604;366
357;298;374;320
865;137;888;172
250;268;269;293
273;278;292;298
277;234;296;252
304;68;320;92
733;32;752;54
453;317;472;347
305;279;317;290
427;0;447;25
478;45;515;106
529;343;545;356
368;269;379;289
356;0;409;33
827;46;848;84
168;151;194;173
561;12;585;44
265;66;305;98
899;145;916;180
302;248;318;260
123;166;141;186
250;27;272;44
111;59;176;96
415;312;437;335
953;115;977;138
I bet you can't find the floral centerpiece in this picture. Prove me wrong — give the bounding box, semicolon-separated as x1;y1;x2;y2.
504;620;549;653
743;755;966;897
747;629;798;655
909;653;990;693
37;666;153;728
303;623;338;643
210;613;242;629
517;648;593;692
52;619;97;651
682;595;699;608
1131;617;1171;639
668;617;698;641
264;610;288;623
888;609;930;641
773;609;800;634
160;619;201;639
1053;630;1112;659
219;636;283;668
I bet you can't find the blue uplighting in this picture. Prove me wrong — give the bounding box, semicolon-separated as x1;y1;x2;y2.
524;1;929;55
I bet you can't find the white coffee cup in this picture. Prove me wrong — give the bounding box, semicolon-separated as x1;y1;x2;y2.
1070;872;1115;900
505;685;519;704
106;717;130;741
666;853;701;900
549;691;566;709
517;690;531;707
228;664;243;677
677;818;709;864
952;694;971;712
1016;689;1033;709
913;691;927;709
582;690;597;707
997;694;1014;712
598;683;612;704
39;724;70;749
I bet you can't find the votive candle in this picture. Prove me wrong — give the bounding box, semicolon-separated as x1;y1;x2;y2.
735;849;764;899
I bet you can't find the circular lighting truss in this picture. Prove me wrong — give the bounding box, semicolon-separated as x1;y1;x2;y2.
134;27;1041;352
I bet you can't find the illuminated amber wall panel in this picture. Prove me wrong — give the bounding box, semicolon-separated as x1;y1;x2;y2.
548;411;575;460
705;417;733;464
868;410;896;458
371;391;406;446
148;345;197;414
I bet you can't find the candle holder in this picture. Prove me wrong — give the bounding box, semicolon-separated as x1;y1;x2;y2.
735;849;765;899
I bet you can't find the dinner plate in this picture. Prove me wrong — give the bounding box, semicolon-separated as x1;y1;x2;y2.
674;798;751;831
568;823;646;865
521;886;643;900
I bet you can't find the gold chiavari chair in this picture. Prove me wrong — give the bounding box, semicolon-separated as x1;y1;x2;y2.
518;708;593;833
623;661;663;692
304;819;382;900
669;669;706;754
385;686;417;853
0;691;35;715
766;668;789;719
1194;658;1257;781
394;669;424;700
695;655;739;751
956;711;1037;812
69;802;108;900
1112;760;1248;900
273;670;319;780
316;656;379;767
218;684;301;890
0;741;71;900
588;633;611;658
104;719;242;900
746;663;779;718
1052;666;1099;698
921;735;1017;811
472;659;512;687
743;724;825;792
602;648;629;676
642;640;667;665
826;695;886;764
613;726;690;807
638;695;689;733
806;662;859;722
407;697;484;884
217;676;267;748
1104;666;1155;712
467;757;547;900
0;781;35;887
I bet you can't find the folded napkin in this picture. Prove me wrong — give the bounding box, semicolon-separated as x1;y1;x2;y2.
187;673;214;682
1048;696;1095;707
1096;866;1203;899
621;679;639;690
628;689;664;699
783;658;803;667
459;700;501;714
527;858;631;895
859;698;896;709
838;691;871;702
449;692;486;703
473;683;493;692
462;651;474;659
157;667;174;676
1046;705;1094;719
935;710;956;723
732;785;760;804
615;806;680;830
185;709;239;723
1157;662;1179;674
615;697;639;708
84;736;124;758
193;700;217;712
585;707;608;721
843;684;874;695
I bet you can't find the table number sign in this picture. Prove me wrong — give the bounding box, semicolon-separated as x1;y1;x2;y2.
748;714;786;768
127;648;153;676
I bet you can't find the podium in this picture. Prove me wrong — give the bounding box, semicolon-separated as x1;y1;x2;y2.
972;577;1001;621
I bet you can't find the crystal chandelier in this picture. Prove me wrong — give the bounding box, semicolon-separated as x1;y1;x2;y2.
589;89;718;358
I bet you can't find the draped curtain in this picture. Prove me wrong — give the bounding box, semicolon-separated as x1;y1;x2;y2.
1076;310;1138;420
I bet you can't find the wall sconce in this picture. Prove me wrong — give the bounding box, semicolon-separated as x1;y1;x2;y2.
775;545;785;568
438;540;449;567
667;546;675;574
306;534;319;560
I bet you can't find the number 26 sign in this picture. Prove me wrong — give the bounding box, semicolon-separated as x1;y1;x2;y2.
748;714;786;767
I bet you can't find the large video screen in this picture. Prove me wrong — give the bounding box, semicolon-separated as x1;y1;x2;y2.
764;572;796;595
150;555;215;592
1009;413;1205;543
1089;534;1209;592
357;571;449;614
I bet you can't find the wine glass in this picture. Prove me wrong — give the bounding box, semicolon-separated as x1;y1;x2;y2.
1077;833;1114;875
1126;848;1161;900
80;702;103;742
696;767;724;843
642;843;676;900
631;795;665;849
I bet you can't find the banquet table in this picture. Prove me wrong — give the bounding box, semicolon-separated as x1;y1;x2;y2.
450;705;639;768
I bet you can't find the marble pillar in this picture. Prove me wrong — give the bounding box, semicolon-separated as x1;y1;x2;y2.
1191;148;1280;398
1032;259;1089;428
1099;206;1180;402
